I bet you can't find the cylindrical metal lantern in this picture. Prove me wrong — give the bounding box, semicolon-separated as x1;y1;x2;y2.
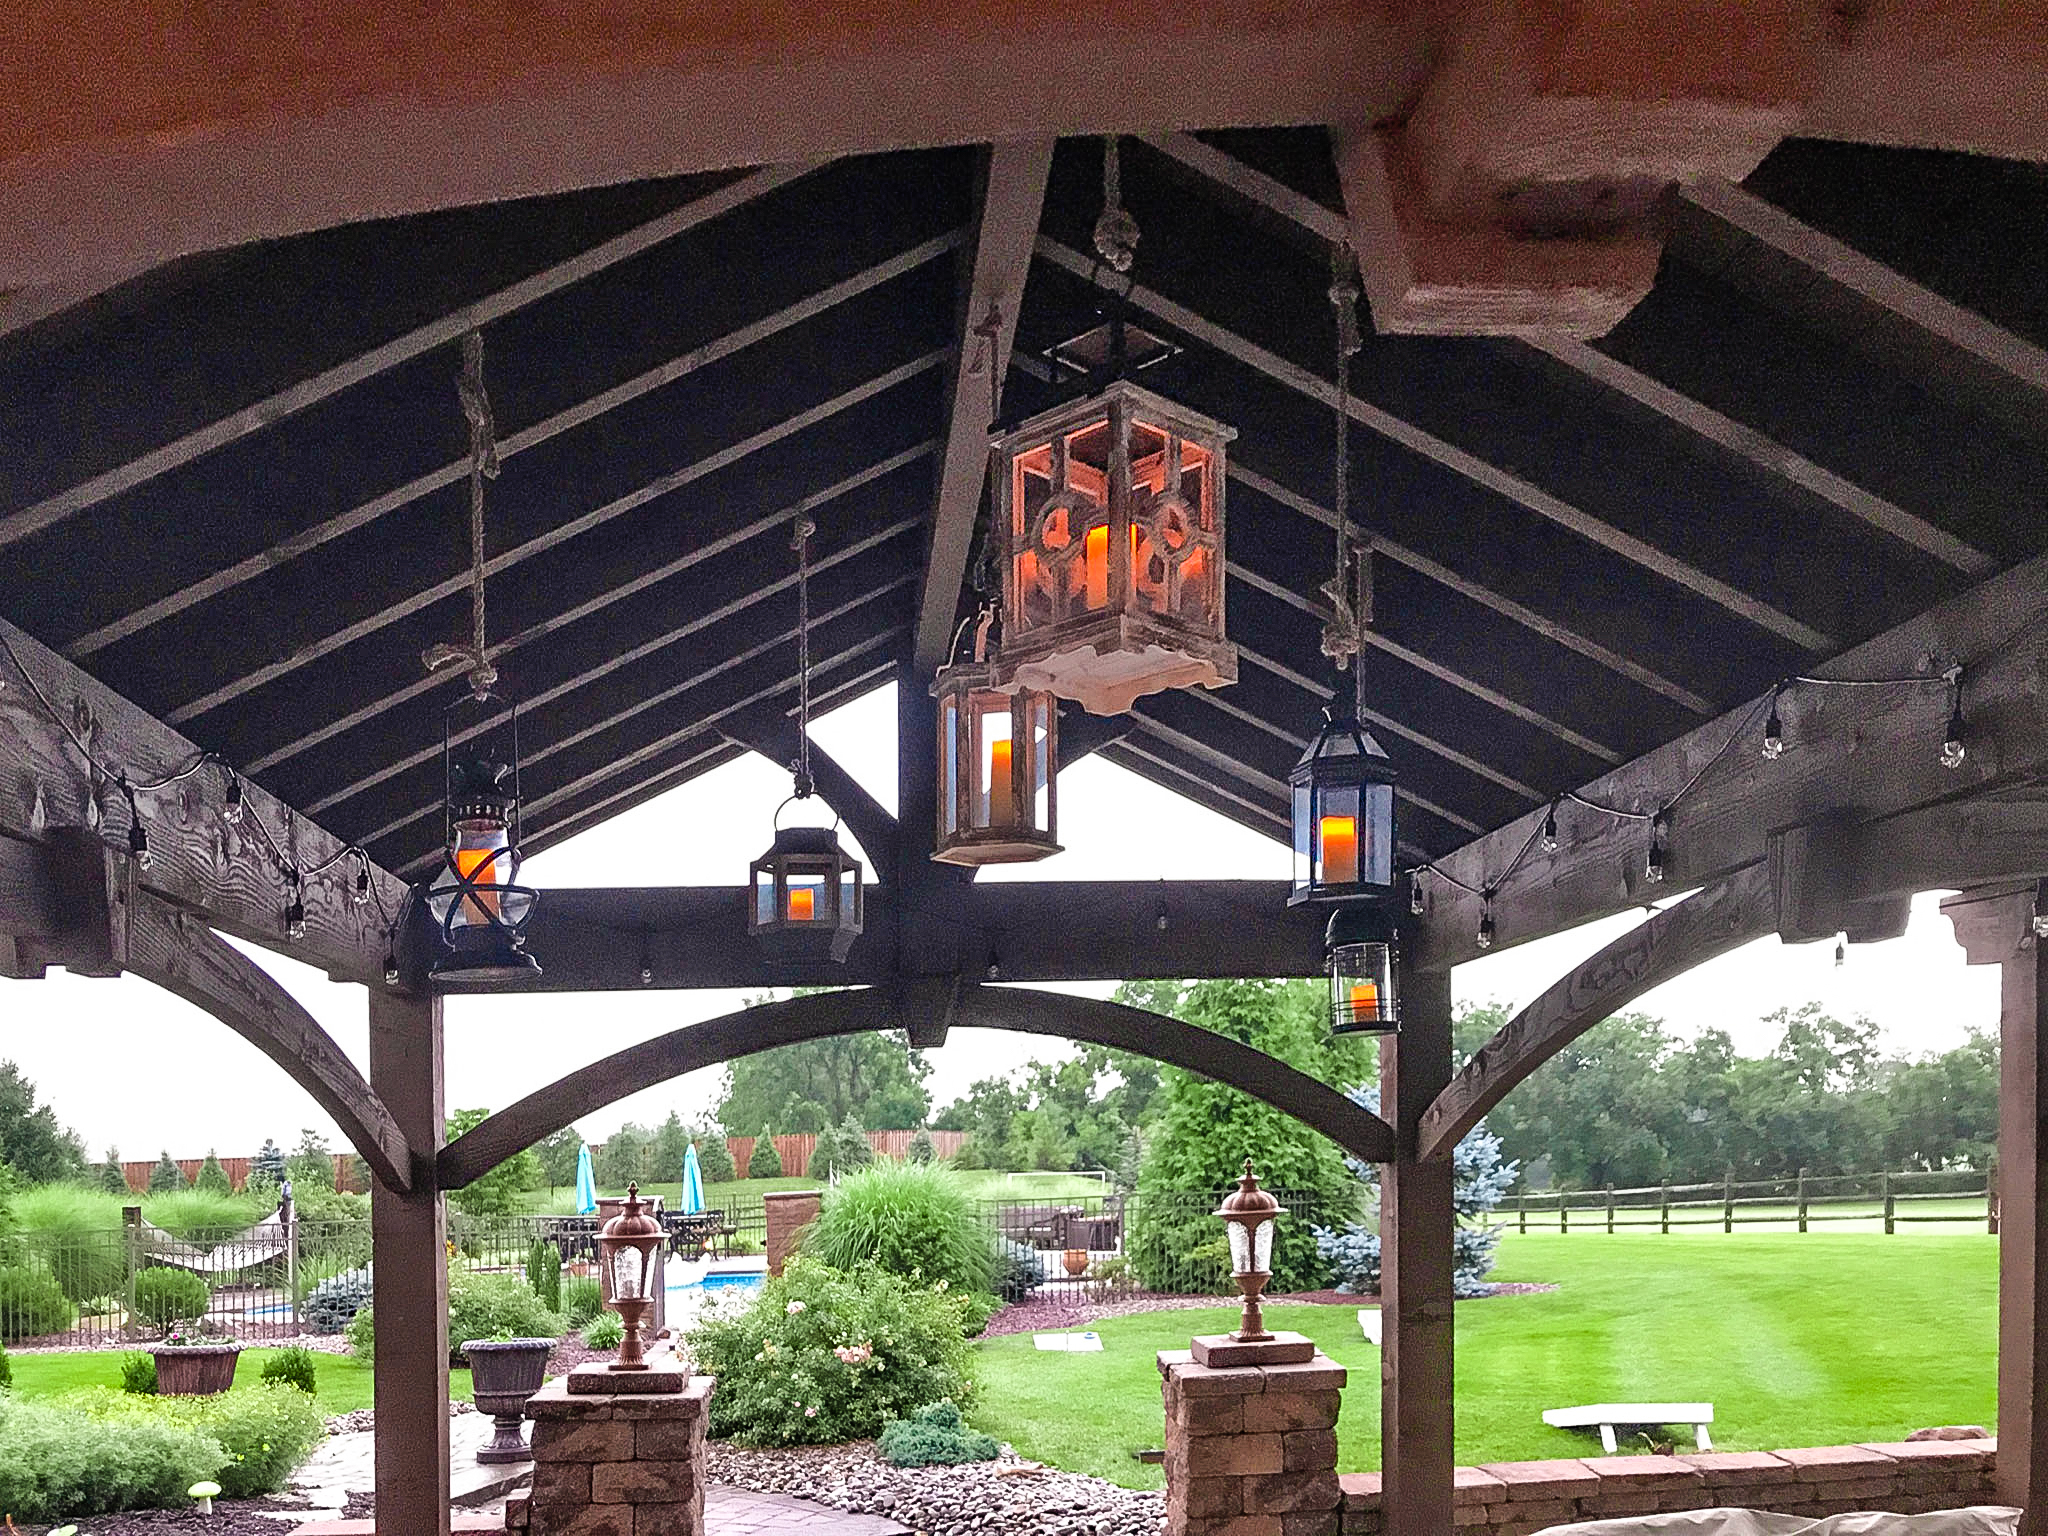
1327;908;1399;1036
932;661;1061;866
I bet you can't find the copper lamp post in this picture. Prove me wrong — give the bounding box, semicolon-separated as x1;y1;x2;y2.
1214;1158;1282;1344
597;1184;665;1371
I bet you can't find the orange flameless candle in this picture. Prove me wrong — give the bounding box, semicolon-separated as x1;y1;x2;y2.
1084;525;1109;608
987;737;1014;827
787;887;816;921
454;846;504;923
1320;815;1358;885
1348;980;1380;1022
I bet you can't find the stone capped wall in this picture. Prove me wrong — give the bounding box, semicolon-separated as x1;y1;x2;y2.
1338;1439;1999;1536
505;1372;714;1536
1160;1342;1349;1535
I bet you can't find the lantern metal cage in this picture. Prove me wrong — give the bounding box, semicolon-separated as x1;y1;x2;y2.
748;810;864;964
992;378;1237;716
423;697;541;985
931;661;1061;866
1289;710;1398;908
1326;908;1399;1037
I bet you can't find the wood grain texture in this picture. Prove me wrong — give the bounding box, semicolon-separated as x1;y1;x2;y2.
437;983;1395;1188
1418;865;1776;1163
0;618;400;982
121;887;413;1193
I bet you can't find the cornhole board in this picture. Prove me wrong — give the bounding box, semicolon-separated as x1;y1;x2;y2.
1542;1402;1714;1454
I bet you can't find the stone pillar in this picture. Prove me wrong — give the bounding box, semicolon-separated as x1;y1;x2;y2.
763;1189;821;1276
506;1369;715;1536
1159;1331;1347;1536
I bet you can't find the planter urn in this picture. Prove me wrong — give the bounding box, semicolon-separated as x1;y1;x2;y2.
150;1342;242;1396
1062;1248;1090;1278
463;1338;555;1462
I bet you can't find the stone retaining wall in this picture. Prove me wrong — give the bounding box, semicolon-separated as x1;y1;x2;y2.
1338;1440;1998;1536
505;1370;714;1536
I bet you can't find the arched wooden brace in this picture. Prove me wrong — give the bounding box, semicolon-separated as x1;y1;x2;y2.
1416;865;1776;1164
438;983;1397;1188
120;886;415;1193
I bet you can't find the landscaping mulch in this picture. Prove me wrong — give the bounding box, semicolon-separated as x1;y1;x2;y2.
9;1492;376;1535
708;1440;1166;1536
980;1281;1556;1337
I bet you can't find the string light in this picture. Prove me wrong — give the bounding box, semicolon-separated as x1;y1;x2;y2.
1409;875;1425;917
1834;934;1847;968
284;870;307;941
2033;885;2048;941
1941;665;1967;768
1645;812;1668;885
353;855;372;908
1476;892;1496;951
1541;800;1560;855
1762;686;1786;761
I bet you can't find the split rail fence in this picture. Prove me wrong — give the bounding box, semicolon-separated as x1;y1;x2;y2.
1503;1168;1999;1235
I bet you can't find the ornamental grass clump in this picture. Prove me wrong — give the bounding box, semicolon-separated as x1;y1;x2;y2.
799;1160;996;1295
688;1257;975;1448
141;1188;264;1242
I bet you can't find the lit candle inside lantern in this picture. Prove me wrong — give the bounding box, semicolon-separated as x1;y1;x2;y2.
1320;815;1358;885
1348;980;1379;1023
987;737;1014;828
1084;525;1109;609
454;845;504;924
787;887;815;921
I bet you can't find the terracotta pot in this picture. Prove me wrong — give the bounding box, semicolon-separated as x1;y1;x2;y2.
463;1337;555;1463
1062;1249;1089;1278
151;1343;241;1396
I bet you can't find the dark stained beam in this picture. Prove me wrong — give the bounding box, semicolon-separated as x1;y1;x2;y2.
0;616;399;981
1416;552;2048;971
0;166;815;556
914;140;1052;673
70;235;958;667
1104;737;1289;838
1034;234;1834;655
437;982;1394;1188
720;704;899;876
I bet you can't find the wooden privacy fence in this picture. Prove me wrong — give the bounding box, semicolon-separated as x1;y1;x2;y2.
727;1128;967;1178
118;1152;363;1194
1504;1167;1999;1235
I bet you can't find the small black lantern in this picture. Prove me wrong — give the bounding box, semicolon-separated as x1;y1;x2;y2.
424;699;541;984
1326;907;1399;1036
1289;710;1398;907
748;808;864;965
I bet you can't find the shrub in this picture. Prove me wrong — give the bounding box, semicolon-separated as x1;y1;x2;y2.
11;1184;125;1302
688;1258;975;1447
583;1310;624;1350
0;1393;224;1521
285;1130;337;1194
695;1134;737;1185
179;1383;325;1496
878;1400;999;1467
349;1267;565;1364
562;1275;603;1329
800;1161;996;1295
122;1352;158;1394
148;1152;187;1194
303;1265;373;1334
142;1188;263;1241
194;1153;233;1196
135;1268;211;1331
525;1240;562;1312
0;1264;75;1341
0;1343;11;1389
954;1291;1000;1338
747;1127;783;1180
994;1238;1042;1303
906;1128;937;1165
812;1115;873;1181
260;1344;319;1395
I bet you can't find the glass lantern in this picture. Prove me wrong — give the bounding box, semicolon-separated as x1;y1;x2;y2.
1213;1158;1282;1343
748;816;863;964
931;661;1060;866
992;378;1237;716
1289;710;1397;907
1327;909;1399;1036
423;699;541;984
596;1183;666;1371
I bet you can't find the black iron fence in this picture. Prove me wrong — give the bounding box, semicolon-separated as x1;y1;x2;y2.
1504;1167;1998;1235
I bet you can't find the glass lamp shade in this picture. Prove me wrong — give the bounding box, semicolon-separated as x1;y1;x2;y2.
1213;1158;1282;1277
424;743;541;984
1329;941;1398;1036
992;379;1237;716
1289;713;1398;907
597;1185;665;1302
932;663;1060;866
748;823;864;964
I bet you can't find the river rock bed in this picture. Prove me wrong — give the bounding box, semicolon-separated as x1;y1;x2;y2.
707;1440;1166;1536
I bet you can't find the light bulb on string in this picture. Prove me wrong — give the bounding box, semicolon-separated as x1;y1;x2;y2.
1762;687;1786;761
383;951;401;986
1541;801;1559;855
1645;812;1668;885
353;860;371;908
1476;894;1496;951
128;818;151;872
1941;667;1967;769
285;870;307;941
1409;876;1425;918
1834;934;1846;968
221;769;243;826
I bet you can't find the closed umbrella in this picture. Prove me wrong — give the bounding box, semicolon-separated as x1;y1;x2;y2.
574;1144;599;1216
681;1142;706;1216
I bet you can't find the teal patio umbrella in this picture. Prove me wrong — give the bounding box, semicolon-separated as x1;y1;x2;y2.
574;1143;599;1216
681;1142;706;1216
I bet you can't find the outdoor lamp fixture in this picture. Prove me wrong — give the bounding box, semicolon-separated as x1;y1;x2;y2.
991;138;1237;716
423;704;541;984
597;1183;666;1371
1326;906;1399;1036
1289;709;1398;907
931;613;1061;866
1215;1158;1282;1344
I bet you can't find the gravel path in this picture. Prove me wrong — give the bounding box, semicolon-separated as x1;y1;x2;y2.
708;1441;1166;1536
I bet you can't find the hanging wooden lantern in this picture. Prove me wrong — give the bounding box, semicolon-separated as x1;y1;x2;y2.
992;379;1237;715
424;701;542;985
748;814;864;964
931;660;1061;867
1289;710;1398;907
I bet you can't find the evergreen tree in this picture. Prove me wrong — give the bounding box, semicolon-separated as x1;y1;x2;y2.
694;1131;736;1185
594;1123;652;1188
98;1147;130;1194
195;1151;232;1194
650;1113;691;1183
747;1127;784;1180
534;1128;584;1190
250;1139;287;1189
445;1109;542;1216
906;1127;936;1165
148;1150;187;1193
285;1130;335;1193
812;1113;874;1181
0;1062;87;1183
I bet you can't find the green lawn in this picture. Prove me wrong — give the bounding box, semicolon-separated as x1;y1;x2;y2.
5;1349;474;1415
968;1233;1997;1489
518;1170;1113;1216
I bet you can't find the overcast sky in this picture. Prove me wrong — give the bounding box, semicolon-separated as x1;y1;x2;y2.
0;682;2000;1163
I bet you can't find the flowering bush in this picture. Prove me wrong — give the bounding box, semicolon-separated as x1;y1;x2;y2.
687;1257;975;1447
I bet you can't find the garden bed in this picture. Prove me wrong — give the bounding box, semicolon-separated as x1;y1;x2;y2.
9;1492;376;1535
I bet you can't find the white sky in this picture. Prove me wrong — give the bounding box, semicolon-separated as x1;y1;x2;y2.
0;682;2001;1161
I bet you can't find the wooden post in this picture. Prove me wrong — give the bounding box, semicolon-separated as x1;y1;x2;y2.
1882;1172;1895;1235
1381;962;1454;1536
1723;1173;1734;1234
370;988;450;1536
1797;1169;1808;1234
1605;1184;1615;1235
1517;1195;1526;1235
1660;1183;1670;1236
1992;1157;2002;1236
1560;1194;1569;1234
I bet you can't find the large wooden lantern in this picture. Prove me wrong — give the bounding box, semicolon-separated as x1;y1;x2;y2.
1289;710;1397;907
748;814;864;964
931;661;1060;866
424;701;541;985
992;379;1237;715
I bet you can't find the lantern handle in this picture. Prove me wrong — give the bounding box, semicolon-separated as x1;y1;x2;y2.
772;793;843;834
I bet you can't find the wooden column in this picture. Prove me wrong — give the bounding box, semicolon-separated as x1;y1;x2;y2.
1382;962;1455;1536
1946;885;2045;1519
370;987;450;1536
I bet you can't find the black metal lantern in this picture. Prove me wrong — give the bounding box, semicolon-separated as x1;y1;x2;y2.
931;656;1061;868
424;698;541;984
749;809;864;964
1289;710;1398;907
1326;907;1399;1036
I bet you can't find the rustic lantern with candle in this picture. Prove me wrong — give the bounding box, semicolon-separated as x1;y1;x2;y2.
748;811;863;964
1214;1159;1282;1343
1289;709;1397;907
931;651;1060;867
424;700;541;984
1326;908;1399;1036
991;379;1237;715
597;1183;666;1372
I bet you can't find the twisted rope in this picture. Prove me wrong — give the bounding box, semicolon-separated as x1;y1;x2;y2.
792;513;817;796
1321;252;1364;671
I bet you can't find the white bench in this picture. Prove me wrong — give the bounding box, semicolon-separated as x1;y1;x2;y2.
1542;1403;1714;1455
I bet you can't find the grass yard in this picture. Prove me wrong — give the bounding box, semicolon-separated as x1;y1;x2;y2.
969;1233;1996;1489
518;1169;1113;1216
4;1349;475;1415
